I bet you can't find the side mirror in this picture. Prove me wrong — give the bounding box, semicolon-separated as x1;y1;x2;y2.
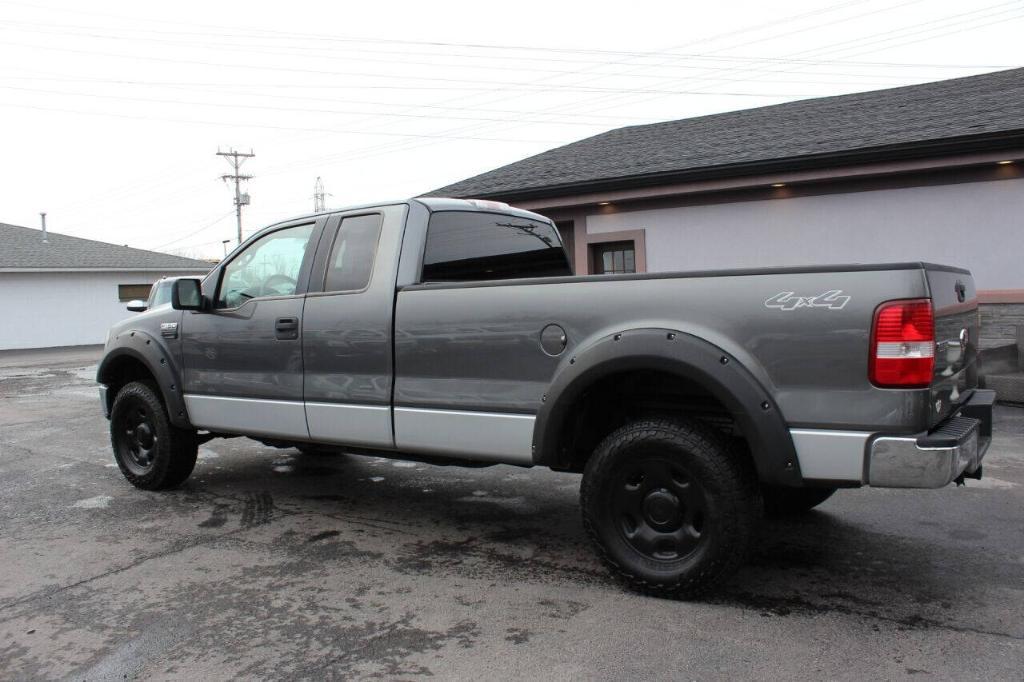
172;278;205;311
126;300;148;313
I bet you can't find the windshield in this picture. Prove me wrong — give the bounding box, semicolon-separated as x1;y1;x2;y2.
148;281;173;308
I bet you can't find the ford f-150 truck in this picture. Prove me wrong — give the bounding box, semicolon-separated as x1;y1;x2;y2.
97;197;994;597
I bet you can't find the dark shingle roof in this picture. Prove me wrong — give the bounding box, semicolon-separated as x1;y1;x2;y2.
433;67;1024;200
0;223;212;271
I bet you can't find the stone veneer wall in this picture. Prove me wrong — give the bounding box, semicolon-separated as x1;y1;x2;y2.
979;303;1024;350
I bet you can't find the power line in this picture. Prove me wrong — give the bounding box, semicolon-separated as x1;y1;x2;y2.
0;36;924;92
148;209;236;251
256;0;912;179
2;20;1010;80
0;100;570;142
314;0;1017;175
2;18;1012;76
0;83;836;126
0;74;645;122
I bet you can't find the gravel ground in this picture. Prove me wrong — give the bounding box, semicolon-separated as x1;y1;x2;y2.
1;347;1022;680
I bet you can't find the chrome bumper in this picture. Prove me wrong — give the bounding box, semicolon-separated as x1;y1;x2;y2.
868;390;994;488
99;384;110;419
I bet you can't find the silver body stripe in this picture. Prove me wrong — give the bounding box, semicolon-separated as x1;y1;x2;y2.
394;407;535;465
184;395;309;439
305;402;393;448
789;428;872;483
184;395;534;464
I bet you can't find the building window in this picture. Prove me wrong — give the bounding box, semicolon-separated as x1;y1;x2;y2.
591;241;636;274
118;284;152;302
421;211;572;282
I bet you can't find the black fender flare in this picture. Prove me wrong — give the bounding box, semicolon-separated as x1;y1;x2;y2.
532;328;802;486
96;330;192;429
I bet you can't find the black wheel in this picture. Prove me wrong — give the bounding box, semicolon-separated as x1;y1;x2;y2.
762;486;836;517
110;381;197;490
581;418;760;599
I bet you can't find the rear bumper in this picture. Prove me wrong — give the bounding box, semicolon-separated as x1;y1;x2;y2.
867;389;994;488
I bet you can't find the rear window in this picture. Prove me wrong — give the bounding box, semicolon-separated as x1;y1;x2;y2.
421;211;571;282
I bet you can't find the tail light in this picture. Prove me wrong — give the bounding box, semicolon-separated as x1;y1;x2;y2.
869;298;935;388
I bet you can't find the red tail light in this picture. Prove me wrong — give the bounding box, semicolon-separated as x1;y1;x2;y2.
869;298;935;388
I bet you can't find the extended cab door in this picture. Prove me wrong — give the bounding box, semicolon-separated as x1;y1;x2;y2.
301;205;408;448
392;209;573;463
181;219;323;439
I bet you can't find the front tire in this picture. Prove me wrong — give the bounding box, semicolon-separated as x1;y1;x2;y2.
110;381;197;490
581;418;760;599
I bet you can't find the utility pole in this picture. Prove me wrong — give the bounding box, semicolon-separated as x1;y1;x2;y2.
217;148;254;245
313;176;329;213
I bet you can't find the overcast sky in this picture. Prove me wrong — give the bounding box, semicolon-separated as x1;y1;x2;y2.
1;0;1021;259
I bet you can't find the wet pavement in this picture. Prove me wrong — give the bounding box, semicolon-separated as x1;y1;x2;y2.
1;348;1023;679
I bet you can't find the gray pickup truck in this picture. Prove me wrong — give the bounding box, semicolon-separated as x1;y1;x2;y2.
98;197;994;597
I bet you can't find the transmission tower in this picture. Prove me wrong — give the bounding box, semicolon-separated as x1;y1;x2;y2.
313;176;330;213
217;148;254;245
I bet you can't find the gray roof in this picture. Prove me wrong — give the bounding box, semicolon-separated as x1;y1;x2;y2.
0;222;213;272
433;67;1024;200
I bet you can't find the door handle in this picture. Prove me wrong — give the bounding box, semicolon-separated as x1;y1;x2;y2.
275;317;299;340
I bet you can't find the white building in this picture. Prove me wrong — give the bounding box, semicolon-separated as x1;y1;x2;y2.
0;222;211;350
434;67;1024;351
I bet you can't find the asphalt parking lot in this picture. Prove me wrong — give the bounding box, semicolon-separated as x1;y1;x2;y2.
1;348;1023;680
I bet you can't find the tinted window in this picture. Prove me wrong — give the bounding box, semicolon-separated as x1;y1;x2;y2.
422;211;571;282
117;284;151;302
217;224;314;308
324;214;382;292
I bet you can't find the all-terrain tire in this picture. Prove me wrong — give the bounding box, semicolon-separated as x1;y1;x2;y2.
762;486;836;517
110;381;198;490
580;418;760;599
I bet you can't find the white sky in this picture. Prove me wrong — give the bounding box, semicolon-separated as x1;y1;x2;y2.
1;0;1021;259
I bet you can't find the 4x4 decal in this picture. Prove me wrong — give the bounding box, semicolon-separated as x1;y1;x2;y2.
765;289;851;311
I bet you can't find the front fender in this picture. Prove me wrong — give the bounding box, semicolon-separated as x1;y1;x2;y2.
532;328;802;486
96;329;192;429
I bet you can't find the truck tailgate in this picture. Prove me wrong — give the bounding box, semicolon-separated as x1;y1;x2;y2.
926;267;979;428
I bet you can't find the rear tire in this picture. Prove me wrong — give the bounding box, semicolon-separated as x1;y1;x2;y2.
110;381;197;490
762;486;836;517
580;418;760;599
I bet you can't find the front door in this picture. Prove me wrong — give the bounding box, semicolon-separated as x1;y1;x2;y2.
181;219;321;439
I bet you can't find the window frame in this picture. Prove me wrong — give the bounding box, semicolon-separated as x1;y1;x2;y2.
417;209;572;284
212;221;319;311
117;283;152;302
590;240;637;275
319;212;384;295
